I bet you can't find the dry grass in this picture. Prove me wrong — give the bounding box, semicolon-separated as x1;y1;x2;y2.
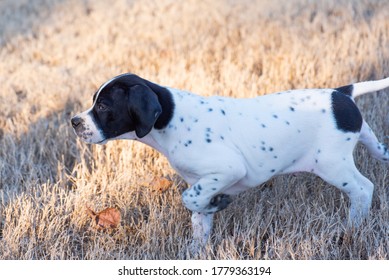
0;0;388;260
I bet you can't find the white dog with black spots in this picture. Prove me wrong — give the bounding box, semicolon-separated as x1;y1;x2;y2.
72;73;389;254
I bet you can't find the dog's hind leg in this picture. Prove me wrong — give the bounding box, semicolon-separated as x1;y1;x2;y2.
358;121;389;163
315;157;374;226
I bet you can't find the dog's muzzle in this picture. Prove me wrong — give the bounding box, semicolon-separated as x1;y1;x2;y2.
71;116;85;135
71;114;107;144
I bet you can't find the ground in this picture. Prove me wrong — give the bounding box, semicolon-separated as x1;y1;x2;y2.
0;0;388;259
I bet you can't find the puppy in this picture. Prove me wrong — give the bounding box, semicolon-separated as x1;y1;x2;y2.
72;73;389;253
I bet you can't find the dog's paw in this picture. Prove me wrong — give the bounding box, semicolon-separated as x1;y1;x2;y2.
209;193;232;211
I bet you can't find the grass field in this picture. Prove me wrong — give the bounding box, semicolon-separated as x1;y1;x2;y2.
0;0;388;260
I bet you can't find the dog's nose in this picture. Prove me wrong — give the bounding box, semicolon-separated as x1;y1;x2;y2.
71;116;82;129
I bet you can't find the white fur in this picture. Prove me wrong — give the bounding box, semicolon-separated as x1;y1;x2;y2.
352;77;389;98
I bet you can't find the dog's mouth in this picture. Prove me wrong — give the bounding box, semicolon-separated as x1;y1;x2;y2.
77;131;107;145
72;126;107;145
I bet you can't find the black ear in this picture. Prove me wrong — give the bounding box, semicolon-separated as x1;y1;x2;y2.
128;84;162;138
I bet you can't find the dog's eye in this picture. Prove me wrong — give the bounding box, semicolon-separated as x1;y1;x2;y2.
97;103;107;111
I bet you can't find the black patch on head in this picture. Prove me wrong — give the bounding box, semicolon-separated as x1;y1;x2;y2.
92;73;174;139
335;84;354;96
331;90;362;133
91;86;135;139
221;109;226;115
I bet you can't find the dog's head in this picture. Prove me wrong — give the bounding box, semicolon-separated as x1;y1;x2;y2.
71;73;164;144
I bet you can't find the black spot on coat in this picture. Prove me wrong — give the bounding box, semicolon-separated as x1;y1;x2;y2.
331;91;362;133
335;84;354;96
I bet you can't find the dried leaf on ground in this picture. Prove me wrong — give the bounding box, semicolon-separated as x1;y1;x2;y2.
149;176;173;192
139;175;173;192
86;205;121;229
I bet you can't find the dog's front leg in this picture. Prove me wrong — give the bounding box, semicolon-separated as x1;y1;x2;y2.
177;150;247;256
182;168;246;256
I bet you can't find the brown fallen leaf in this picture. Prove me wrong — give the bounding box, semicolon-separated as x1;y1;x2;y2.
149;176;173;192
86;205;121;229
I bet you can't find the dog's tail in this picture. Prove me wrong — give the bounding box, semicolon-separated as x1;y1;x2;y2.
336;77;389;98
